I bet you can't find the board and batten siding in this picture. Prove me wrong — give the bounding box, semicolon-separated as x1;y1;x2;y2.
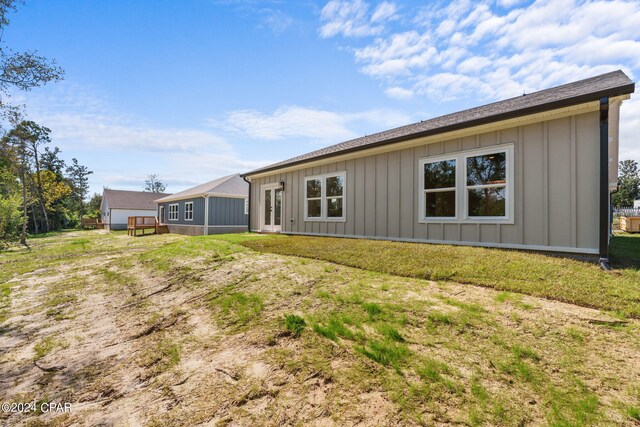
158;198;206;226
209;197;248;226
249;111;600;253
158;197;248;227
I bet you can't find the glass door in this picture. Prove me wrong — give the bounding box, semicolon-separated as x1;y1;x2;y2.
262;185;282;232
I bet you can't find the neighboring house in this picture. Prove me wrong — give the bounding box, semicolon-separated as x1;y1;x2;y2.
155;174;249;236
634;200;640;210
242;70;635;265
101;189;171;230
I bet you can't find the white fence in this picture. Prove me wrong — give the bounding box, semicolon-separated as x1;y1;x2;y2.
613;207;640;217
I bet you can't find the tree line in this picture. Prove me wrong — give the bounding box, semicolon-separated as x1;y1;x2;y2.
0;121;93;245
0;0;94;246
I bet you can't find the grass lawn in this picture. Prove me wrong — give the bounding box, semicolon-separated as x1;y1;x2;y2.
1;230;639;426
238;232;640;318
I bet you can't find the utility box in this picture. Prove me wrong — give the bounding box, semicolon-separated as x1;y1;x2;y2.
620;216;640;232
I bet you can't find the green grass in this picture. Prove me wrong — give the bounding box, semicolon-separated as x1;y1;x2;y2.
284;314;306;337
139;235;244;271
33;336;68;361
211;291;263;325
355;339;410;369
140;338;181;375
2;230;639;425
241;235;640;318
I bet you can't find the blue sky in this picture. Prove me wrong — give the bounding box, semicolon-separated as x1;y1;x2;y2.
6;0;640;195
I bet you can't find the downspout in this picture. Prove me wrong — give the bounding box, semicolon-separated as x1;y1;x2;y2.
599;97;611;270
242;176;251;233
203;194;209;236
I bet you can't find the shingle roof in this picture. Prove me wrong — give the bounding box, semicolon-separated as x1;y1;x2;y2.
102;189;171;210
243;70;634;177
154;174;248;203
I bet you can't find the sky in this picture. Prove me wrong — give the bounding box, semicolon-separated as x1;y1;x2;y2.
5;0;640;196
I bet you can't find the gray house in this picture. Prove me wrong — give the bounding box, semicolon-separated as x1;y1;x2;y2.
155;174;249;236
101;189;171;230
242;71;635;266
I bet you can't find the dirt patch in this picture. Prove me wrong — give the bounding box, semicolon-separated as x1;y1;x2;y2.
1;231;639;426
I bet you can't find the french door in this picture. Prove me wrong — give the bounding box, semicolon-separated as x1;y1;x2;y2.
262;184;282;232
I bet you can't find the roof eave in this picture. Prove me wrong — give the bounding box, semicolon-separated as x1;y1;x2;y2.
241;82;635;178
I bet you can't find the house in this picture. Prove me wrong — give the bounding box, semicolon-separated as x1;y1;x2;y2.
241;70;635;267
101;189;171;230
154;174;248;236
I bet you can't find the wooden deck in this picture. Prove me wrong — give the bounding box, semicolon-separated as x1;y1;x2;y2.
127;216;169;236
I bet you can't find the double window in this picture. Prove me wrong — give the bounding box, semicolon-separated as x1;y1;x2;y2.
184;202;193;221
305;172;346;221
168;204;178;221
419;145;513;222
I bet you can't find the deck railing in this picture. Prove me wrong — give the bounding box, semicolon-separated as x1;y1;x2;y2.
127;216;159;236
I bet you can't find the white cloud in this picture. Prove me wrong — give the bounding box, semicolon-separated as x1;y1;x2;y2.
212;105;412;141
619;98;640;163
260;10;294;33
385;86;414;99
371;2;399;23
322;0;640;114
13;84;263;194
319;0;398;38
17;86;231;153
356;31;437;77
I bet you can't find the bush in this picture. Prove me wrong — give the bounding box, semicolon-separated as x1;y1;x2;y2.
0;193;23;245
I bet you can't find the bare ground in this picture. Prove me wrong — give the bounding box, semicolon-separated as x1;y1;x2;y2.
0;231;639;426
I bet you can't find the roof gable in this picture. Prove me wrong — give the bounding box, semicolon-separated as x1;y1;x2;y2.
154;174;248;203
102;189;171;210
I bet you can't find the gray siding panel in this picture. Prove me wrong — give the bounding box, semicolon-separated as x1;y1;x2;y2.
387;151;400;238
209;197;248;226
159;198;205;226
522;122;544;246
576;113;599;249
548;117;572;248
249;110;601;253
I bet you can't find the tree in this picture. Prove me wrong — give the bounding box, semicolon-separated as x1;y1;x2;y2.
612;159;640;208
41;146;66;177
86;192;102;219
0;163;20;245
144;174;166;193
65;158;93;225
11;120;51;231
2;123;33;245
0;1;64;124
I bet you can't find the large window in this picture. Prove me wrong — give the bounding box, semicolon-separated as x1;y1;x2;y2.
184;201;193;221
421;157;457;219
305;172;346;221
419;145;513;223
169;204;178;221
466;152;506;218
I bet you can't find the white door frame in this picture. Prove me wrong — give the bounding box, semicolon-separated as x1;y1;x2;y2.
261;183;283;232
159;206;165;224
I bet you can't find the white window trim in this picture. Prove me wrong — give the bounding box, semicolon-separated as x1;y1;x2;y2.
184;201;193;221
168;203;179;221
244;198;249;215
418;154;458;222
304;171;346;222
418;144;514;224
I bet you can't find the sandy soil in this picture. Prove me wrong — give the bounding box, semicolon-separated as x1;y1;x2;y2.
0;232;639;426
